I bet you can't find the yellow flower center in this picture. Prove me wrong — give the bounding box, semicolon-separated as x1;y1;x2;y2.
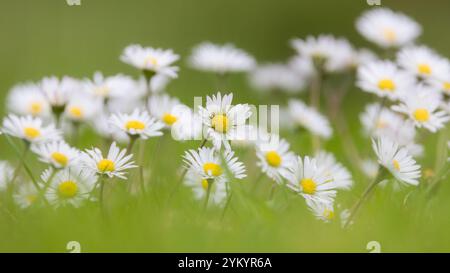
23;127;41;139
125;120;146;130
300;178;317;195
201;179;209;190
392;159;400;171
424;168;434;179
211;114;229;133
26;194;37;204
68;106;84;119
162;113;178;125
376;119;388;129
377;79;396;92
97;159;115;172
29;102;43;115
418;63;432;75
58;180;78;198
265;151;282;167
145;56;158;66
443;82;450;91
413;108;430;122
203;162;222;177
95;86;110;96
383;28;397;42
323;209;334;220
51;152;68;167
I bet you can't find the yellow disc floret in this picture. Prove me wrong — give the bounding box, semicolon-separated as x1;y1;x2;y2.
265;151;282;167
418;63;432;75
29;102;43;115
97;159;115;172
68;106;84;119
392;159;400;171
413;108;430;122
300;178;317;195
203;162;222;177
23;127;41;139
162;113;178;125
211;114;229;133
51;152;68;167
126;120;146;131
58;180;78;198
378;79;396;92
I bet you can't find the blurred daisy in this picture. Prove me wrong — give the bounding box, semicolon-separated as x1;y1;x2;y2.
315;151;353;190
356;8;421;48
372;136;421;186
2;114;61;143
306;198;335;222
189;42;256;74
256;137;296;184
43;168;97;208
360;103;404;137
249;64;305;93
397;46;449;80
39;76;80;111
287;99;332;139
361;158;379;180
288;55;315;80
14;183;40;209
184;169;227;206
199;92;252;150
109;109;164;140
392;85;449;132
31;141;80;169
120;44;179;78
0;161;14;191
82;142;137;179
64;94;103;123
7;83;50;117
91;112;130;144
357;60;415;101
281;156;337;204
183;147;246;181
84;72;140;100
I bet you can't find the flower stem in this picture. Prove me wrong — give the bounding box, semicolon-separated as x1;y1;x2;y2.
9;141;30;187
99;175;106;208
203;179;214;211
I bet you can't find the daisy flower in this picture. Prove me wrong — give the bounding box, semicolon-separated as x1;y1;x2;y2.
91;112;130;144
39;76;80;111
372;136;421;186
360;103;404;137
315;151;353;190
14;183;40;209
120;44;179;78
31;141;80;169
64;93;103;123
198;92;252;150
287;99;332;139
357;60;415;101
84;72;141;100
249;64;305;93
184;169;227;206
288;55;315;80
2;114;61;143
7;83;51;117
183;147;246;182
306;198;335;222
43;168;97;208
256;137;296;184
0;161;14;191
109;109;164;140
392;85;449;132
281;156;337;204
356;8;421;48
189;42;256;74
397;46;450;80
81;142;137;179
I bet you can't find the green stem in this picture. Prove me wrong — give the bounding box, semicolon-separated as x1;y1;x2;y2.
203;179;213;210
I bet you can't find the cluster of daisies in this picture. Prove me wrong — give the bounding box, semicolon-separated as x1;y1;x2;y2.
0;8;449;226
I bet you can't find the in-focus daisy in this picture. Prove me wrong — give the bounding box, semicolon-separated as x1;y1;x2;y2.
184;169;227;206
109;109;164;140
7;83;51;117
39;76;80;112
43;168;97;207
357;60;415;100
0;161;14;191
31;141;80;169
120;44;179;78
189;42;256;74
256;136;296;184
64;93;103;123
183;147;246;182
14;183;40;209
84;72;141;100
287;99;332;139
249;64;305;93
315;151;353;190
397;46;450;80
372;136;421;185
306;198;335;222
281;156;337;204
82;142;137;179
392;85;449;132
199;92;252;150
356;8;421;48
2;114;61;143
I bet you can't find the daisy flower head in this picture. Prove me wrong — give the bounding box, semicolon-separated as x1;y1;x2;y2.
372;136;421;186
356;8;421;48
109;109;164;140
315;151;353;190
306;198;335;222
281;156;337;204
288;55;315;80
14;183;40;209
39;76;80;111
7;83;51;117
183;147;246;182
189;42;256;74
184;168;227;206
64;93;103;123
82;142;137;179
120;44;179;78
43;168;97;208
84;72;141;100
2;114;61;143
199;92;252;150
397;46;450;80
31;141;80;169
287;99;332;139
360;102;404;137
91;112;130;144
392;85;449;132
249;64;305;94
0;161;14;191
256;136;296;184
